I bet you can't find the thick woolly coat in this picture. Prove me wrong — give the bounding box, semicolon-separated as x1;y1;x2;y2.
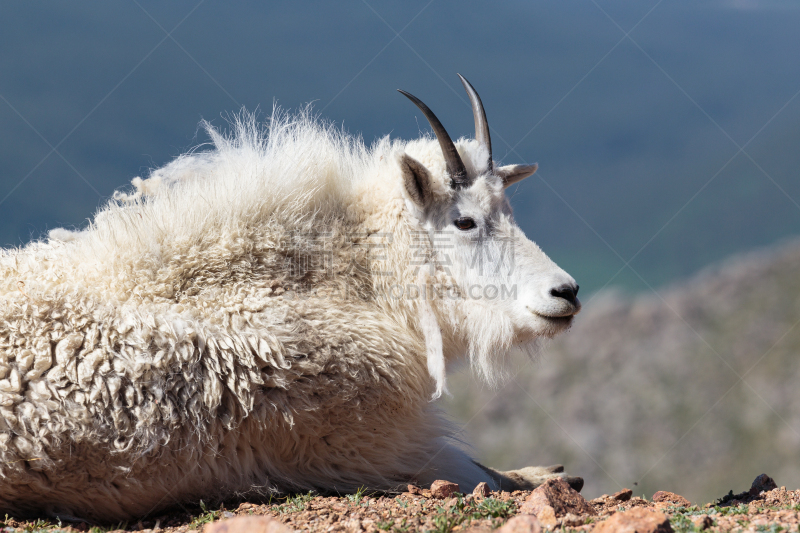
0;111;559;521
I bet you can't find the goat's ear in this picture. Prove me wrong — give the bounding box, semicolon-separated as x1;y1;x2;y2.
400;154;433;208
496;163;538;188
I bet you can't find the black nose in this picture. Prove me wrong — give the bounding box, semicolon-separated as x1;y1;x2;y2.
550;284;579;306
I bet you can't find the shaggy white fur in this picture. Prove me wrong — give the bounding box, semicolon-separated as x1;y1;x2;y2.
0;104;580;521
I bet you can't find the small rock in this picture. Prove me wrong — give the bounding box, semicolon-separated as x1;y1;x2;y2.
205;516;290;533
430;479;460;499
461;526;494;533
613;488;633;502
561;513;586;527
497;515;542;533
519;478;596;527
532;505;558;528
237;503;255;510
221;511;236;519
473;482;492;498
749;473;778;496
343;518;361;531
652;490;691;507
593;508;673;533
407;484;422;495
691;515;713;530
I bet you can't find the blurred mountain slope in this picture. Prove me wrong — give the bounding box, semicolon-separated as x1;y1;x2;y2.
444;237;800;504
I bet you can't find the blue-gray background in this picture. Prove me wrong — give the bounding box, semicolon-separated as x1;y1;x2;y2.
3;1;799;294
2;0;800;502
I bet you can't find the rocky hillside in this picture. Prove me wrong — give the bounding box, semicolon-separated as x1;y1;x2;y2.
444;238;800;504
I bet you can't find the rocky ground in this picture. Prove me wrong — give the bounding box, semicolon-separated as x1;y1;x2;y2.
3;474;799;533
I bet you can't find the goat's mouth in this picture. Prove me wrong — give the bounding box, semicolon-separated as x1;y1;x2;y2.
527;306;577;320
526;307;576;330
539;314;574;326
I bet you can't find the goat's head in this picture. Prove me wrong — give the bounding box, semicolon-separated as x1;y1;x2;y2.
398;75;580;390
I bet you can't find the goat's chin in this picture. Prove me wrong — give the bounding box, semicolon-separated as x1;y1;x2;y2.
529;314;574;339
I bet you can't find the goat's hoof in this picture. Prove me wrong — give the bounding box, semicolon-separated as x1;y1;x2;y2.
565;475;584;492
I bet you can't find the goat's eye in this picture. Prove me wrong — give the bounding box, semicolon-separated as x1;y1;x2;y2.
453;217;476;231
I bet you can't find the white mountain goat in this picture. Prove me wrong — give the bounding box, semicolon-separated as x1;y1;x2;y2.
0;75;582;521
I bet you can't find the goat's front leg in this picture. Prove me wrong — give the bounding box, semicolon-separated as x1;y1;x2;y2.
414;443;583;494
474;462;584;493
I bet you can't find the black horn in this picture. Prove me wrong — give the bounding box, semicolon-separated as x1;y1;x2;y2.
398;89;471;189
457;74;492;173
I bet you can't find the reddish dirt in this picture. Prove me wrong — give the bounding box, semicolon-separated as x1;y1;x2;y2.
3;475;799;532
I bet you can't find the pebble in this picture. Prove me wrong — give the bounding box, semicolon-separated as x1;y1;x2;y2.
593;507;673;533
497;515;542;533
473;481;492;498
750;473;778;496
652;490;691;507
430;479;460;499
519;478;595;527
205;516;290;533
560;512;587;527
691;515;714;530
407;484;422;495
613;488;633;502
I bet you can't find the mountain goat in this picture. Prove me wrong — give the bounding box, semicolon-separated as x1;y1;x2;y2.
0;75;581;521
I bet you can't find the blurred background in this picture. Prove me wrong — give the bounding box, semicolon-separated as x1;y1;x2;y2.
1;0;798;504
